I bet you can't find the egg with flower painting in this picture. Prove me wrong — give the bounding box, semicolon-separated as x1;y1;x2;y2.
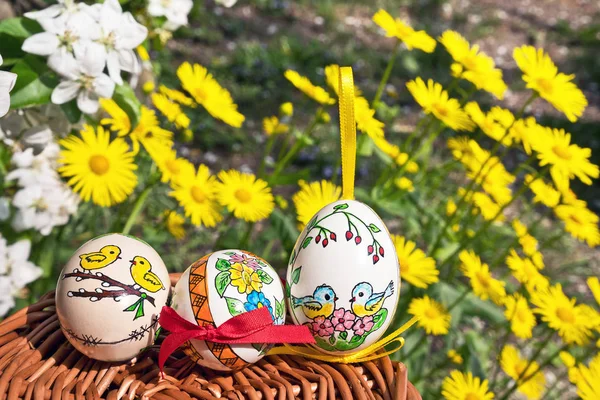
171;249;286;370
286;200;400;354
56;234;170;362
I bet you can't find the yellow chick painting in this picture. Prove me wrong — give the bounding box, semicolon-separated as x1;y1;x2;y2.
79;245;122;272
292;285;338;319
129;256;165;293
350;281;394;317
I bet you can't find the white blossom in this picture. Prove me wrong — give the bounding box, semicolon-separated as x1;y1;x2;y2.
0;55;18;118
215;0;238;8
148;0;193;30
0;198;9;221
50;46;115;114
22;12;100;74
6;144;59;187
24;0;86;21
0;236;42;317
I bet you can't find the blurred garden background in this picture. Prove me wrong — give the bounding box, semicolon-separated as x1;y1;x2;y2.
1;0;600;398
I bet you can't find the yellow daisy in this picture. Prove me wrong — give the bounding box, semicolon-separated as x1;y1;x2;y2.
504;293;536;339
152;147;195;185
447;349;463;365
465;102;514;146
439;30;507;99
441;370;495;400
99;99;131;136
459;249;506;305
280;102;293;116
500;345;546;400
446;199;457;216
513;45;587;122
554;203;600;247
263;116;289;136
530;283;596;345
472;192;505;222
229;262;262;294
506;249;549;292
284;69;335;105
58;125;137;207
509;117;543;155
372;9;436;52
177;62;245;127
151;93;190;129
512;219;528;238
588;277;600;307
159;84;195;107
525;174;561;208
395;177;414;192
216;170;274;222
533;127;599;192
170;164;223;227
392;235;438;289
408;296;451;335
372;137;409;166
575;353;600;400
447;137;482;164
406;78;474;131
292;180;341;228
467;157;514;206
560;351;582;384
165;210;185;240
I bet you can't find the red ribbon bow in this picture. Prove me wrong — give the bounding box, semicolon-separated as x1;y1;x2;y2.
158;306;315;373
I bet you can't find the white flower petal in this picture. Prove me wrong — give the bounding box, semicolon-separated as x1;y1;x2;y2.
22;32;60;56
0;198;9;222
117;49;137;72
78;44;107;76
117;13;148;49
93;74;116;99
10;261;42;289
24;4;63;20
51;80;80;105
106;51;123;85
147;2;165;17
77;90;99;114
48;50;79;79
68;11;101;40
0;94;10;118
8;239;32;262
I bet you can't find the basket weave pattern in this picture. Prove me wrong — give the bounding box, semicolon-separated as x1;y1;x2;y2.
0;276;421;400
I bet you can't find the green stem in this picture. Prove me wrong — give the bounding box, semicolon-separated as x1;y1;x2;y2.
446;286;470;313
214;213;234;250
258;135;276;178
372;40;400;108
239;221;255;249
403;115;433;152
403;332;428;360
121;185;154;235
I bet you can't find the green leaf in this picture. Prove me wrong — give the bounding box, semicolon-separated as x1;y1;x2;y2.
257;269;273;284
224;251;236;256
302;236;312;249
215;271;231;297
10;55;58;108
368;223;381;233
333;203;349;210
285;281;291;297
328;335;335;345
349;334;363;344
215;259;231;272
270;208;300;251
0;18;42;63
339;331;348;340
275;297;284;319
291;267;301;284
60;100;82;124
112;83;141;127
225;297;245;317
289;249;296;266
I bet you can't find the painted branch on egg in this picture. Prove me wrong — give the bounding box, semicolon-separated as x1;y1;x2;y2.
62;271;156;307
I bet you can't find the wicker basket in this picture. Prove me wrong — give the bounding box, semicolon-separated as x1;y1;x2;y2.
0;274;421;400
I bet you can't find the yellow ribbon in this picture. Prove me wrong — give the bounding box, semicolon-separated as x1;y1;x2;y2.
338;66;356;200
267;316;419;363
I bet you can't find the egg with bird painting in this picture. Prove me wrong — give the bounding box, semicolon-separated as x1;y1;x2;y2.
286;200;400;354
55;234;170;362
171;249;286;371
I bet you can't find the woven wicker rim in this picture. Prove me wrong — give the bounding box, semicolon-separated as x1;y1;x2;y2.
0;274;421;400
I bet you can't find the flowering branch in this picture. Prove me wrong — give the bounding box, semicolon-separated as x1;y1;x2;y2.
63;271;156;306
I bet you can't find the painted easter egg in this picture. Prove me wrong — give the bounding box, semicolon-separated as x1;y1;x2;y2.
171;249;286;371
56;234;170;362
286;200;400;354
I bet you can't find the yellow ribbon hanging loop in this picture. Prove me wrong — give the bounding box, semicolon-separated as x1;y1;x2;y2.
338;67;356;200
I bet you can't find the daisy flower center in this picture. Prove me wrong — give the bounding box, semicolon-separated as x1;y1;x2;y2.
234;188;252;203
465;393;480;400
569;214;582;225
89;155;110;175
433;103;449;117
556;306;575;324
193;87;207;103
475;271;490;288
257;302;264;308
190;186;206;203
425;307;440;319
401;260;410;273
516;309;528;322
242;271;252;285
535;77;553;94
461;55;478;71
551;145;572;160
